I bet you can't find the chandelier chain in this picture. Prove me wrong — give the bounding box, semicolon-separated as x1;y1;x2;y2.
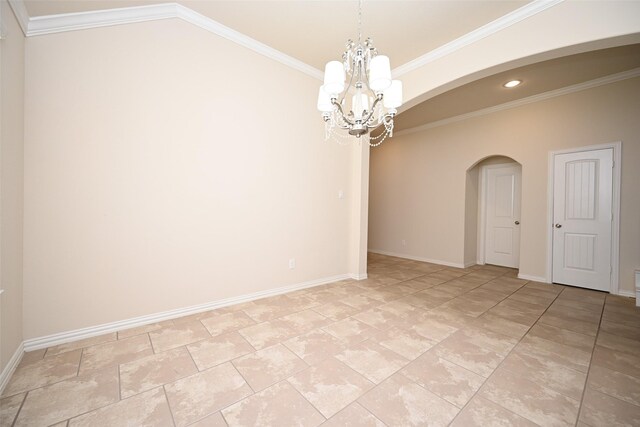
358;0;362;44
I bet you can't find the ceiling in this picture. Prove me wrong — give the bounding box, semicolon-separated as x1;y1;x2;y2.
393;44;640;131
23;0;529;70
21;1;640;132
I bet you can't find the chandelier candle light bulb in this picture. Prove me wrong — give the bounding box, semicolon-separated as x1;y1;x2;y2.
383;80;403;110
323;61;346;95
369;55;392;92
316;0;402;146
353;92;369;119
317;87;333;113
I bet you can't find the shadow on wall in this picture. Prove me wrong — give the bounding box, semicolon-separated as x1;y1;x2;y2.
464;155;522;267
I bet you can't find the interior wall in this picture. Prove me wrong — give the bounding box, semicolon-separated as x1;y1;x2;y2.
369;76;640;294
348;142;370;278
23;19;354;339
463;168;478;267
0;0;25;371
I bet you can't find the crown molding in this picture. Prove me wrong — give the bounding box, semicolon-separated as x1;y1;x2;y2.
27;3;177;35
12;1;324;80
395;67;640;137
7;0;565;83
392;0;564;78
8;0;565;83
7;0;29;35
174;5;323;80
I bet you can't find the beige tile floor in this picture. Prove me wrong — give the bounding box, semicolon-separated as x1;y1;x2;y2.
3;253;640;426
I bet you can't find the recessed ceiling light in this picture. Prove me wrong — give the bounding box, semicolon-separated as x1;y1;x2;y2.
503;80;522;88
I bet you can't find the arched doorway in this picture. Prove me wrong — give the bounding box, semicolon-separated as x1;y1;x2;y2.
465;155;522;270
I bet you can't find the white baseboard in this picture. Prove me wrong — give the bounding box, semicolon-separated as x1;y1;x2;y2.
0;342;24;395
616;289;636;298
349;273;368;280
23;273;351;352
517;274;549;283
515;275;637;299
368;249;467;269
636;270;640;307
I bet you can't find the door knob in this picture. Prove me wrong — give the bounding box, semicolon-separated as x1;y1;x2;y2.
555;223;562;228
514;221;520;225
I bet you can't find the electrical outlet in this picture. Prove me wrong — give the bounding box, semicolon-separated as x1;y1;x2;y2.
402;239;407;246
289;258;296;269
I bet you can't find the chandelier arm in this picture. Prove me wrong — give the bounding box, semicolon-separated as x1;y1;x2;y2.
366;112;394;129
335;113;353;129
332;100;356;126
333;121;352;130
359;94;383;125
362;61;374;93
339;67;356;105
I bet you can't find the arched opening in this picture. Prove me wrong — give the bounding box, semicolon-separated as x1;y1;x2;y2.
464;155;522;270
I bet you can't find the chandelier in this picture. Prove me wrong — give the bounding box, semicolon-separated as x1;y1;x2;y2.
316;0;403;147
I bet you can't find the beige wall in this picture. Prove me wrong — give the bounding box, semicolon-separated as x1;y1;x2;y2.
348;142;370;277
23;19;355;339
369;77;640;294
0;0;25;371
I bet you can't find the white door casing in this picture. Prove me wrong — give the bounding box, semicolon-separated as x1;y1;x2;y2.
552;148;613;292
483;163;522;268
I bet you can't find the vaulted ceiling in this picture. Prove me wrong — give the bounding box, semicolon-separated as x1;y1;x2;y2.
23;0;529;70
21;1;640;131
394;43;640;131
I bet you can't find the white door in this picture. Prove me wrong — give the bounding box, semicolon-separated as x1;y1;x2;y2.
552;148;613;291
484;164;521;268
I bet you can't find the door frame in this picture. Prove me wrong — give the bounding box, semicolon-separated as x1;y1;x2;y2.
546;141;622;294
477;162;521;267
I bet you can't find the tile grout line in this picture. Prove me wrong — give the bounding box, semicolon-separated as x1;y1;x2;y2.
284;378;330;421
161;385;178;427
75;349;84;378
117;362;122;402
12;259;622;426
9;390;28;427
343;268;521;423
350;401;389;426
228;358;257;395
574;301;605;426
421;270;535;420
575;296;628;426
43;367;130;425
287;353;379;421
218;409;231;427
445;281;567;426
576;371;640;410
183;343;204;372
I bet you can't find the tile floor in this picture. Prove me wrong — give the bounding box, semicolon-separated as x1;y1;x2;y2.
2;253;640;426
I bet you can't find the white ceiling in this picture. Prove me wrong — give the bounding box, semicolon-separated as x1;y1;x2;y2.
21;1;640;131
394;44;640;130
23;0;530;70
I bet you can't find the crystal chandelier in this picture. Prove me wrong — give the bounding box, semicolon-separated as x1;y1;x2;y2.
316;0;403;147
